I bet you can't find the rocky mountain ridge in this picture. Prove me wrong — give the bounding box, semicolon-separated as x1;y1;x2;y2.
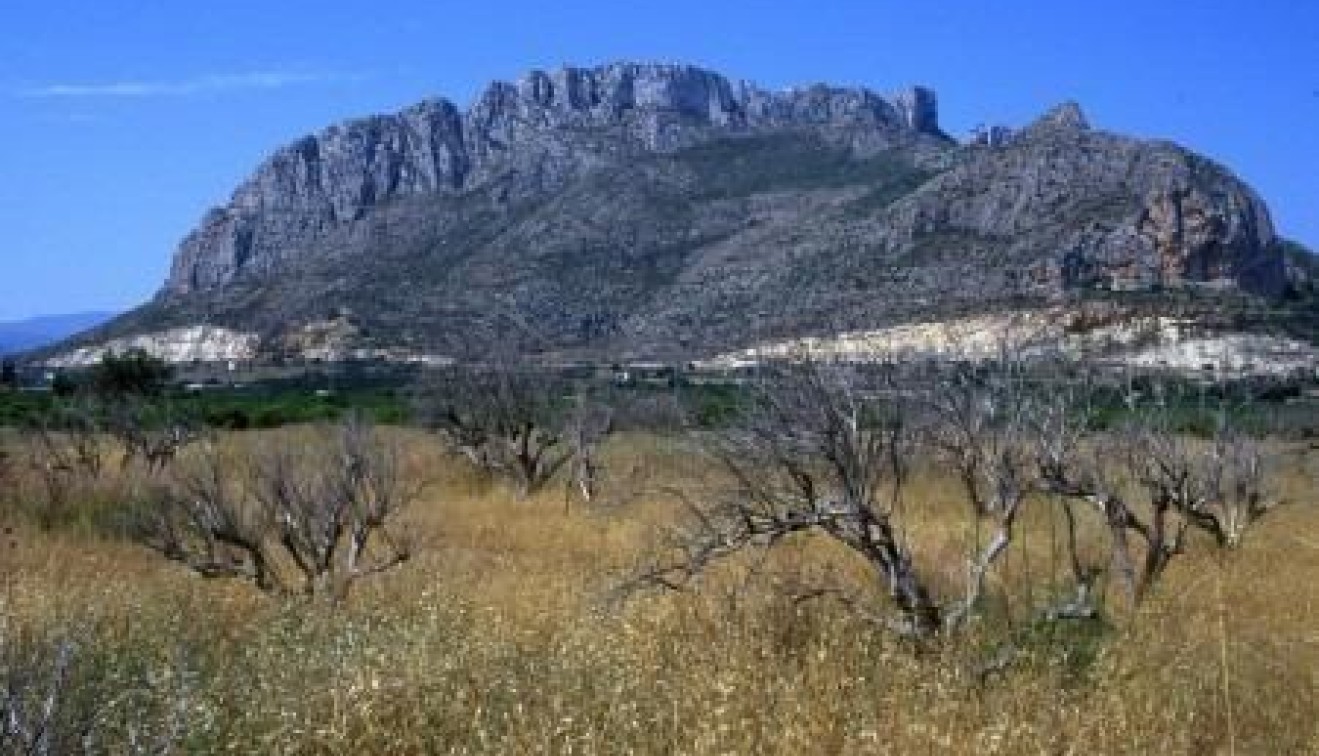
168;62;947;294
62;61;1296;366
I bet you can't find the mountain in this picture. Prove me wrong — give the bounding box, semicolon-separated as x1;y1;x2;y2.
0;311;116;357
53;62;1293;366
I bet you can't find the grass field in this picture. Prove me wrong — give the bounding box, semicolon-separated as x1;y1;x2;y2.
1;429;1316;754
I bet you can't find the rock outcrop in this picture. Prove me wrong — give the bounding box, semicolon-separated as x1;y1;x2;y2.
43;326;258;368
880;102;1281;295
700;308;1319;378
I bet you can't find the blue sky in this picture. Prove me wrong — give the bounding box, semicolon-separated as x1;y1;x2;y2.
1;0;1315;320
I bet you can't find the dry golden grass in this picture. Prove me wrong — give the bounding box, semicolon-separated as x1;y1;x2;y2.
1;429;1316;754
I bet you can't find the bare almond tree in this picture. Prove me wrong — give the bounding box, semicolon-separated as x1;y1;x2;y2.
1181;420;1274;549
136;415;414;602
136;442;277;590
624;357;1065;639
623;355;1280;643
108;400;202;475
624;360;945;638
416;365;577;498
250;415;413;599
919;357;1041;628
1035;377;1276;604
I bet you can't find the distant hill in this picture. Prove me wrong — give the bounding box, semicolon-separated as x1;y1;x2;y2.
0;312;116;357
51;61;1294;365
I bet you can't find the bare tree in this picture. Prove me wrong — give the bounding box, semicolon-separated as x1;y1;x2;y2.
108;400;202;475
622;353;1282;645
1035;376;1277;604
919;357;1042;628
136;416;414;602
136;442;277;590
624;360;945;638
416;365;577;498
250;415;413;599
1178;419;1274;549
624;356;1062;639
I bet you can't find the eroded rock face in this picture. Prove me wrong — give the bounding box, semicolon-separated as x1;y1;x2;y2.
170;99;470;291
881;102;1283;297
1136;183;1275;288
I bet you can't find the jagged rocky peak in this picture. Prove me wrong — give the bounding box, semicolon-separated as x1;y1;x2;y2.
478;62;946;134
504;63;741;123
1026;101;1090;134
893;86;941;136
462;62;945;156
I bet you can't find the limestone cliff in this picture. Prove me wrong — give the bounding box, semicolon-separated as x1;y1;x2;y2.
166;63;947;294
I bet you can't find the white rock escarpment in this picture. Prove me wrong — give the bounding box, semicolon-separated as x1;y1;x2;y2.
699;309;1319;377
43;326;259;368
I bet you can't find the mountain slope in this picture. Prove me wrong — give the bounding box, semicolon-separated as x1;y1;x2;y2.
60;62;1286;364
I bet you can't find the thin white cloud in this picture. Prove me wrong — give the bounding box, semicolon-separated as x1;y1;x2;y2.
17;71;361;98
